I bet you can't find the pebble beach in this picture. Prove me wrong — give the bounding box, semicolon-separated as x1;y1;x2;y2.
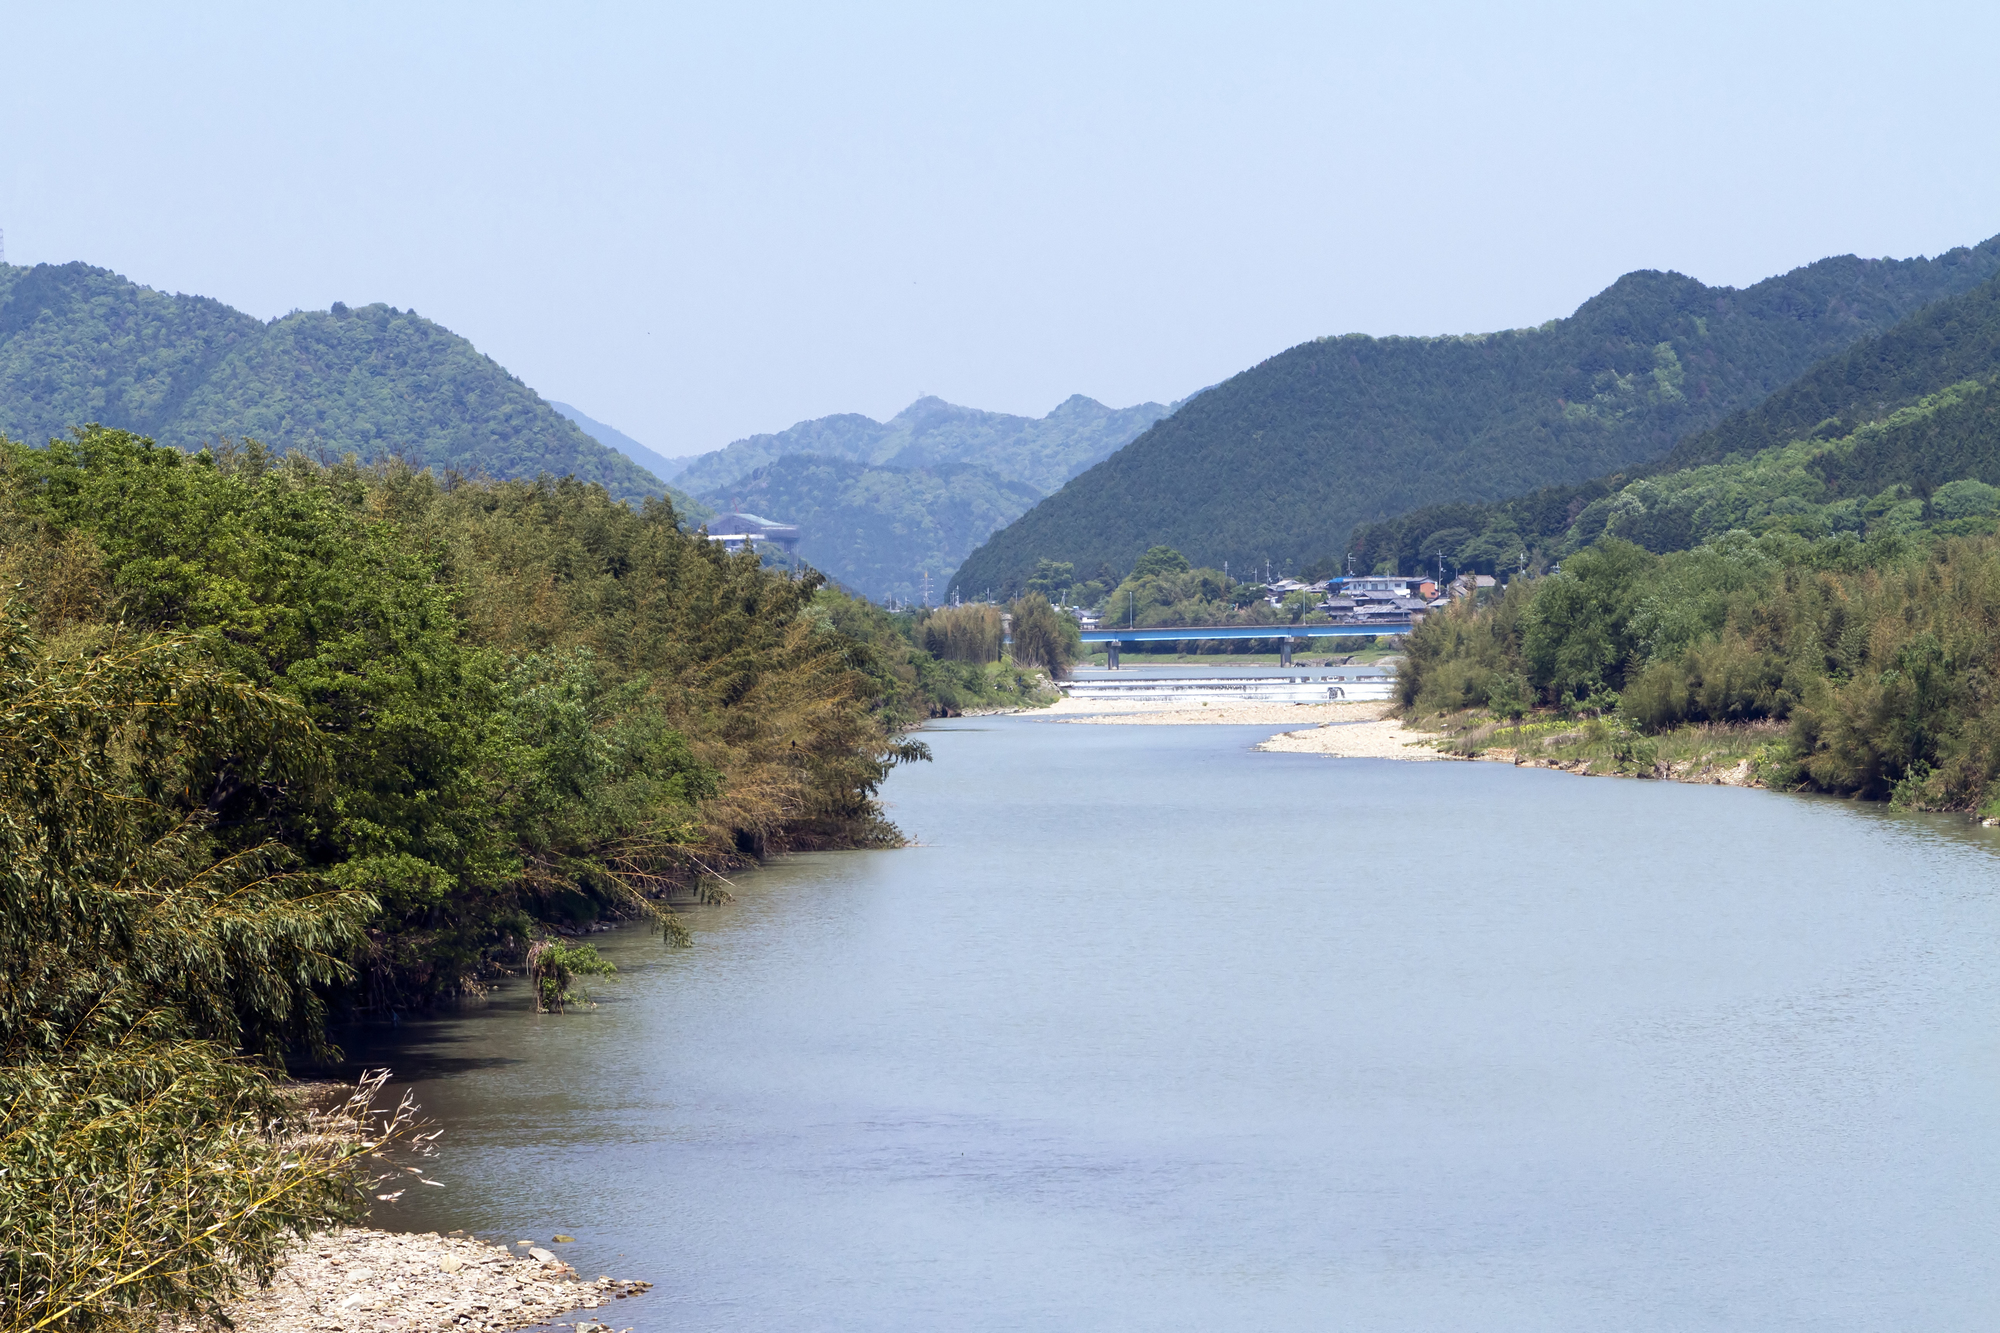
208;1228;652;1333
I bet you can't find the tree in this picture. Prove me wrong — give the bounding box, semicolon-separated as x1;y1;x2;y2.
1486;671;1532;723
1130;545;1190;579
1007;594;1080;679
0;617;386;1330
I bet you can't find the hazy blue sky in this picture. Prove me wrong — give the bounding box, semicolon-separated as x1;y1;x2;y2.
4;2;1996;456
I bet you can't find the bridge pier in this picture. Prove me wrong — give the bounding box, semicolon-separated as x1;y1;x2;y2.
1106;641;1119;670
1279;638;1293;667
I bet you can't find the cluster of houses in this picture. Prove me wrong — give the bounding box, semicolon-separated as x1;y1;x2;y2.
1073;570;1502;631
1267;572;1498;623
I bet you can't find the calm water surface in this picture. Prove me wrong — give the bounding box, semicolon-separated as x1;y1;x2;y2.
349;716;2000;1331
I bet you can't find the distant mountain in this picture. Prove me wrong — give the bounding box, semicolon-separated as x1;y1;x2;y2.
0;261;692;511
549;401;701;485
712;456;1041;604
679;393;1173;498
1348;268;2000;570
687;393;1175;600
951;234;2000;597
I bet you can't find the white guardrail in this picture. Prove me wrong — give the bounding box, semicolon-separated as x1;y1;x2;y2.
1062;674;1396;703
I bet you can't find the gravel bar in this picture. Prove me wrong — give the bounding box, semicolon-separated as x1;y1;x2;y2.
207;1227;652;1333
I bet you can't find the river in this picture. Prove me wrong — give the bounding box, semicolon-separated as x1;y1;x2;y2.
346;713;2000;1331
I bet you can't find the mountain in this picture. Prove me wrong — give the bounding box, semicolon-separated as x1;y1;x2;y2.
679;393;1173;497
688;392;1175;600
549;400;700;483
951;235;2000;598
1348;269;2000;571
0;261;690;510
712;456;1041;603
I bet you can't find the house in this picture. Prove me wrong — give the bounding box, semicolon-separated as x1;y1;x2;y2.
705;511;802;559
1339;575;1418;599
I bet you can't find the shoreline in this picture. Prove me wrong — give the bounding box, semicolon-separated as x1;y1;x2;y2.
206;1081;655;1333
1039;690;1775;786
208;1227;652;1333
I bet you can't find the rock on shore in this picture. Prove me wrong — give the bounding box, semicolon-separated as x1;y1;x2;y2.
208;1227;652;1333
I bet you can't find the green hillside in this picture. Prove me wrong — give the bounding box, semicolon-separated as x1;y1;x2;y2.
952;235;2000;597
1381;267;2000;812
707;454;1040;603
681;392;1173;497
1350;270;2000;572
0;261;695;510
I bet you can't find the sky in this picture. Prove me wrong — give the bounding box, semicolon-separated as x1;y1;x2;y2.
4;1;1998;458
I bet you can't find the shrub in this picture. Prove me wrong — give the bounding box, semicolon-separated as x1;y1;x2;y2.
525;937;618;1013
1006;595;1080;679
920;604;1003;663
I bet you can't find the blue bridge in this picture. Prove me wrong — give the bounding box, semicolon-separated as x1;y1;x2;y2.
1080;621;1412;667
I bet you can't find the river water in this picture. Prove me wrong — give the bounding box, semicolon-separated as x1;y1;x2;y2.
348;714;2000;1331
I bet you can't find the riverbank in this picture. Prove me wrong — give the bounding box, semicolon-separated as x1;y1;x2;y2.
200;1228;652;1333
1045;690;1782;784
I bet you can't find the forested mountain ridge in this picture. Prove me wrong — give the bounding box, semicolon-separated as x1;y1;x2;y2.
951;234;2000;597
679;392;1174;497
709;454;1041;603
686;392;1176;600
0;261;690;508
1349;269;2000;572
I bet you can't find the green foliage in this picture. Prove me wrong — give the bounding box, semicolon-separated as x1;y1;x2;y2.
956;235;2000;596
920;604;1004;663
1025;559;1075;599
1005;594;1081;680
1;1052;411;1333
0;262;697;510
1397;581;1532;715
1354;270;2000;571
1401;518;2000;810
0;425;968;1321
0;614;394;1330
1486;670;1532;722
1521;541;1658;705
526;936;617;1012
1131;545;1191;578
0;426;934;1006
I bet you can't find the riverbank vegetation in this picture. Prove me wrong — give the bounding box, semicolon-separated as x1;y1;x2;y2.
893;601;1068;708
1398;526;2000;810
0;423;1025;1325
0;607;417;1329
0;427;945;1009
